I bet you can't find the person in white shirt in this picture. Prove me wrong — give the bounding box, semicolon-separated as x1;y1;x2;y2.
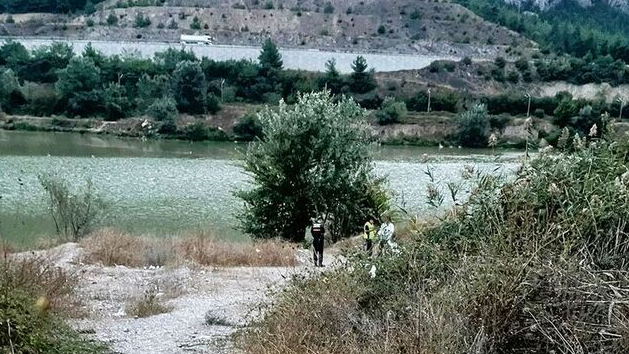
377;216;399;255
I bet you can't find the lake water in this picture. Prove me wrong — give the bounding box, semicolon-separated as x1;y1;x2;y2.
8;38;454;73
0;131;520;245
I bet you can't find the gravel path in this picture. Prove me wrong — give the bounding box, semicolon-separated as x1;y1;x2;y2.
35;243;329;354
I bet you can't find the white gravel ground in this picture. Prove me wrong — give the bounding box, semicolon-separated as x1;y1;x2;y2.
30;243;332;354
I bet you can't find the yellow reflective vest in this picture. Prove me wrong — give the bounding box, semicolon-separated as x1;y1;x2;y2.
364;221;377;240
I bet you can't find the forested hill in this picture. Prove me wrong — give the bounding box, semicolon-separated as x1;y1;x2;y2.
0;0;105;13
458;0;629;61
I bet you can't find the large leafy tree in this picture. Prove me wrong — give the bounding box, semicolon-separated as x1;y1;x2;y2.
0;40;29;72
237;91;389;242
171;60;206;114
22;42;75;83
55;57;102;116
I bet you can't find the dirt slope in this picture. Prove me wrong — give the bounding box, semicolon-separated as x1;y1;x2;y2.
0;0;532;57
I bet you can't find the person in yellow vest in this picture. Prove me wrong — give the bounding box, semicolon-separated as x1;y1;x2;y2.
363;217;377;255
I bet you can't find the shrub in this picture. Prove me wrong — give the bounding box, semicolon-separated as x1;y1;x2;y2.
205;310;232;326
81;229;150;267
443;61;456;72
147;97;178;122
233;113;263;140
38;175;106;241
167;19;178;29
429;61;442;73
86;18;95;27
494;56;506;69
409;9;420;20
377;25;386;35
106;12;118;26
264;1;274;9
237;120;629;354
5;15;15;24
190;15;201;29
205;93;221;114
457;103;490;147
84;0;96;15
375;97;407;125
323;2;334;14
507;71;520;83
176;233;297;266
134;13;151;28
461;56;472;66
533;108;545;118
0;255;106;353
515;57;529;72
125;287;172;318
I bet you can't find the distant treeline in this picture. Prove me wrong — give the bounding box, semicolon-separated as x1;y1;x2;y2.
0;39;627;144
0;39;379;121
458;0;629;63
0;0;104;13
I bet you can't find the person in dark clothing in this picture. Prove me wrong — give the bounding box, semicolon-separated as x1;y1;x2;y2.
311;218;325;267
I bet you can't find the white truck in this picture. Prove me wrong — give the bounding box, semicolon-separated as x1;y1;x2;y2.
180;35;213;45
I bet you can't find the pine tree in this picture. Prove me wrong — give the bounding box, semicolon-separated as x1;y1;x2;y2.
258;38;283;72
349;56;376;94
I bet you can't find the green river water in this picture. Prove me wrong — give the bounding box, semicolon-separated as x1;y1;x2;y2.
0;130;520;246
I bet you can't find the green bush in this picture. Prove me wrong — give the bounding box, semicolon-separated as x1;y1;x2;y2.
457;103;490;147
323;2;334;14
134;13;151;28
375;97;407;125
190;15;201;30
506;70;519;83
233;113;263;140
205;93;221;114
179;121;207;141
167;19;178;29
377;25;386;35
147;97;178;122
494;56;506;69
106;12;118;26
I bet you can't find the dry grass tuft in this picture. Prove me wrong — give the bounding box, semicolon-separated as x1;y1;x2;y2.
80;229;149;267
125;287;172;318
1;254;77;314
0;252;106;353
80;229;297;268
176;233;297;267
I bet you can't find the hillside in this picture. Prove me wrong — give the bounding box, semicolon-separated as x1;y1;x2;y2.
0;0;532;57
